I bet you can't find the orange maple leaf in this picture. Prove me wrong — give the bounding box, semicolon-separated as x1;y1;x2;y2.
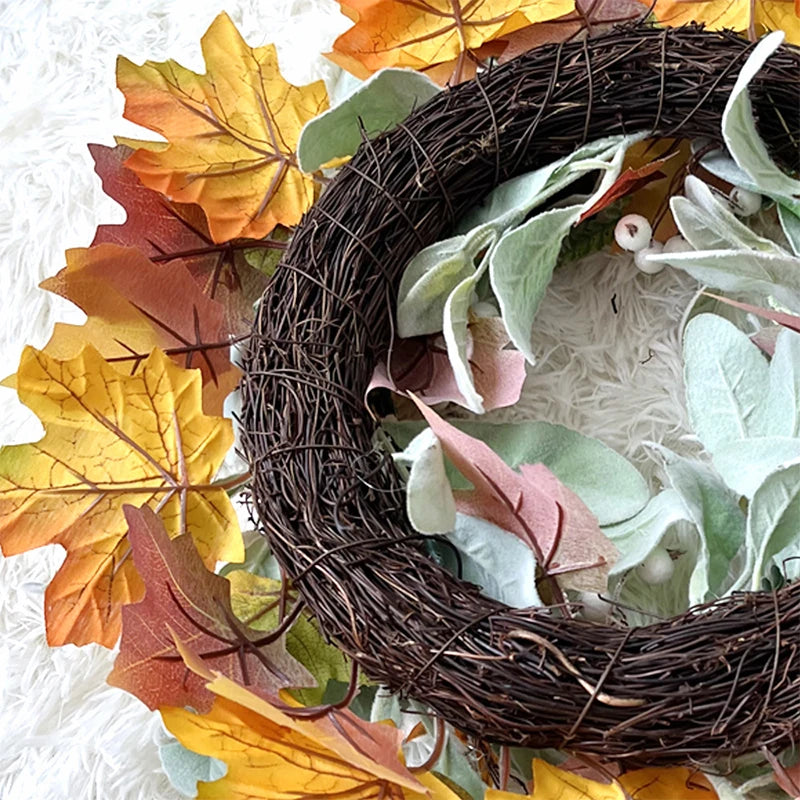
117;12;328;243
36;244;240;415
328;0;576;82
0;346;242;647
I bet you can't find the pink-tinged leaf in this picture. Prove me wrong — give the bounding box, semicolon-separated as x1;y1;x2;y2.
409;398;617;594
752;326;780;357
704;292;800;335
367;318;526;411
578;157;672;223
108;505;313;713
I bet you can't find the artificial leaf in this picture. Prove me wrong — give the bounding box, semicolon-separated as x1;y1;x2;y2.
328;0;575;81
0;345;241;647
162;643;459;800
108;506;311;712
578;155;672;222
712;436;800;497
683;313;769;456
774;759;800;797
487;759;717;800
159;737;227;798
117;13;328;242
394;428;457;534
490;204;581;363
497;0;648;63
409;398;618;593
368;318;526;413
89;143;272;334
721;31;800;200
757;327;800;436
653;1;800;45
739;461;800;590
779;203;800;256
445;513;541;608
37;244;239;415
297;68;440;172
370;689;487;800
227;569;355;707
383;419;649;526
701;292;800;337
656;449;746;604
605;489;692;575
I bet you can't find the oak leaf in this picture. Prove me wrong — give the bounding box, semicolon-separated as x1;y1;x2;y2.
328;0;576;82
0;345;242;647
486;760;717;800
410;397;618;594
38;244;239;415
108;506;312;712
117;12;328;243
652;1;799;45
162;639;462;800
89;143;273;334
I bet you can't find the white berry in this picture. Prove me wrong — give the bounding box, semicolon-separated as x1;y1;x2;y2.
729;186;762;216
663;234;692;254
634;240;665;274
614;214;653;252
578;592;613;623
637;548;674;585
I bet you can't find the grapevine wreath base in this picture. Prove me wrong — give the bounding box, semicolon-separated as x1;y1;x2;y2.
240;25;800;768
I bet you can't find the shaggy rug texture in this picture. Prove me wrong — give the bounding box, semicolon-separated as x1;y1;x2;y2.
0;2;697;798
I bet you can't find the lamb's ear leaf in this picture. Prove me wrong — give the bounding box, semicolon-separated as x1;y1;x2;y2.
158;737;227;798
712;437;800;498
655;449;746;605
604;490;692;576
490;205;580;364
759;328;800;437
683;313;769;456
779;203;800;257
297;68;440;173
722;31;800;202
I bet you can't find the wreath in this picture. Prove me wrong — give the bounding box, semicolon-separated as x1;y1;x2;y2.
4;3;800;799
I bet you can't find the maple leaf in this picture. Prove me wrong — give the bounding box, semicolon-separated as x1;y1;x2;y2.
0;346;242;647
89;143;274;334
162;640;462;800
36;244;239;415
117;12;328;243
108;506;312;712
328;0;576;83
652;1;800;46
410;397;618;595
487;760;718;800
367;318;526;412
496;0;649;64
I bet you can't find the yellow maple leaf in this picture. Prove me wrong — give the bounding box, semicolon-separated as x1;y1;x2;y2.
653;1;799;45
0;346;243;647
162;638;463;800
117;12;328;243
328;0;576;80
487;759;717;800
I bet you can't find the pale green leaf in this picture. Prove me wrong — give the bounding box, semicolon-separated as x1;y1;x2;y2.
742;461;800;591
159;738;227;798
604;490;691;576
657;449;746;604
393;429;456;534
683;313;769;455
490;205;581;363
722;31;800;202
713;437;800;498
446;513;540;608
779;203;800;257
758;328;800;437
383;419;649;526
297;68;440;173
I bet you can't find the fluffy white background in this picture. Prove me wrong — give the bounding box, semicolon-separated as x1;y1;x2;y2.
0;2;698;798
